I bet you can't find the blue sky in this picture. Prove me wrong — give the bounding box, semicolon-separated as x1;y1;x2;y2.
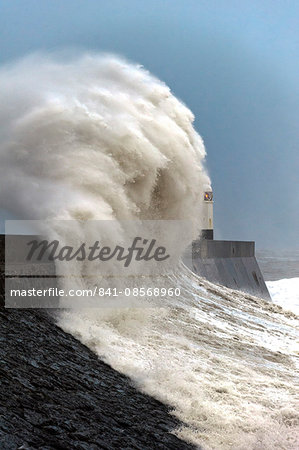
0;0;298;248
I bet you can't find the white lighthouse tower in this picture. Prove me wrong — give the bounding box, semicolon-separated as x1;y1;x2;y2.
202;190;214;239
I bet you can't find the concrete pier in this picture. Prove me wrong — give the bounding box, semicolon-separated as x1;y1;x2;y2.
184;239;271;300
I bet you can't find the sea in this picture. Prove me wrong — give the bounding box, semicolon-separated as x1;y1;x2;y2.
257;249;299;315
59;251;299;450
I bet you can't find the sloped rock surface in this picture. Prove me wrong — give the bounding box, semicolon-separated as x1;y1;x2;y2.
0;295;196;449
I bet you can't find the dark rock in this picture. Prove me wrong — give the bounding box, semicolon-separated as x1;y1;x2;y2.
0;283;197;448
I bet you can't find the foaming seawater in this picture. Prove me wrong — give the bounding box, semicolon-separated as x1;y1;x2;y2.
0;53;209;225
58;264;299;450
267;278;299;315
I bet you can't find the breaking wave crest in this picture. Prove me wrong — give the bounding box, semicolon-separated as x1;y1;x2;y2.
0;53;209;225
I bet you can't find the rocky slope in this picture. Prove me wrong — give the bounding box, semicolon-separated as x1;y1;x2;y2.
0;271;197;449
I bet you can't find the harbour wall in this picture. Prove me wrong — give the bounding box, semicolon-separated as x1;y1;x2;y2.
184;239;271;300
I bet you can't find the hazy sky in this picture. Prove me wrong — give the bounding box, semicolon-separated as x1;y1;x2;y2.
0;0;298;249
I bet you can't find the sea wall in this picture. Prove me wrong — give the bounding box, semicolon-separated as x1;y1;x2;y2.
185;239;271;300
0;278;195;449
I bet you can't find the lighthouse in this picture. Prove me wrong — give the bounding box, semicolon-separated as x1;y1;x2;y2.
201;190;213;240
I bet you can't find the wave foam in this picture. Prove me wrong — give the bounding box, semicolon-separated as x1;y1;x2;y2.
267;278;299;315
